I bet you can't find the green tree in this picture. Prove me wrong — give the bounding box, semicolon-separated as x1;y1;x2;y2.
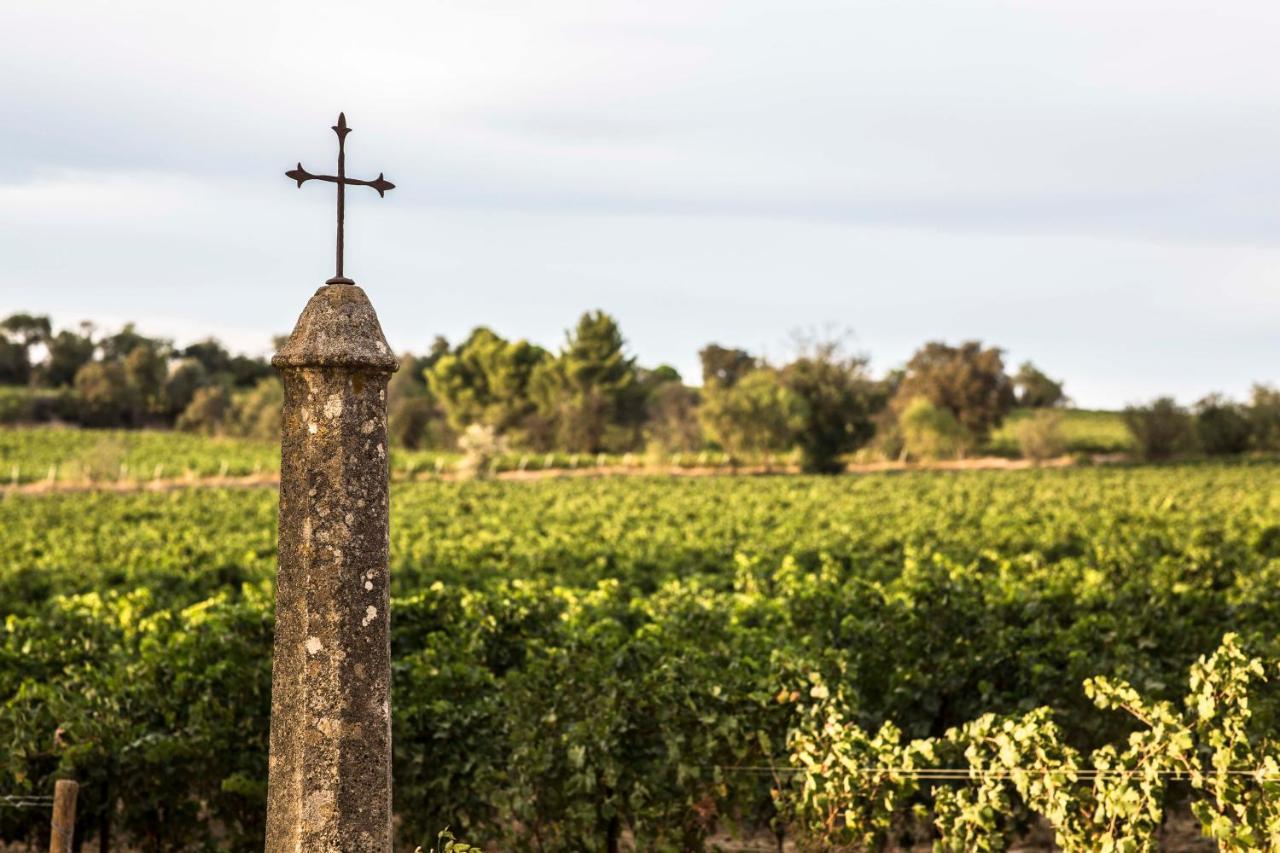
42;327;96;387
0;339;29;385
164;359;209;418
0;313;50;385
389;353;448;450
230;377;284;441
698;344;758;388
123;345;168;424
642;369;702;454
99;323;163;362
893;341;1015;442
0;313;51;348
176;386;232;435
1124;397;1195;460
1195;394;1251;456
181;339;233;377
74;361;137;427
1013;361;1066;408
532;311;641;453
1248;384;1280;451
782;342;880;473
698;367;805;457
427;328;549;442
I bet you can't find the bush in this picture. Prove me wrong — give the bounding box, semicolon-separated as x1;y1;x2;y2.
1195;394;1252;456
456;424;506;479
1015;409;1066;461
1124;397;1195;460
176;386;231;435
899;397;971;460
229;377;283;442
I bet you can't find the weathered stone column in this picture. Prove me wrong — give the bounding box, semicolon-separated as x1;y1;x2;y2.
266;281;399;852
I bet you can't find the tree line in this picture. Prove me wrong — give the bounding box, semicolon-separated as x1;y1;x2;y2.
1;309;1277;471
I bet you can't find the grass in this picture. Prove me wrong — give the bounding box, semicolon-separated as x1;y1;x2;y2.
988;407;1133;456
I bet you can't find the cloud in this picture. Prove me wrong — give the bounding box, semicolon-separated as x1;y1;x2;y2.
3;0;1279;406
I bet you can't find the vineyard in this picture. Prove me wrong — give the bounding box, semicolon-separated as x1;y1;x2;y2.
0;426;752;486
2;463;1279;848
0;412;1137;487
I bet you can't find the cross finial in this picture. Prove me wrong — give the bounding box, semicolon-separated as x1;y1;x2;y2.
286;113;395;285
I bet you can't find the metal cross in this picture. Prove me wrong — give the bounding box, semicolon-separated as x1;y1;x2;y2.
286;113;395;285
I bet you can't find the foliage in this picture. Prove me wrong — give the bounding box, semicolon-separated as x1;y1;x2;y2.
228;377;283;442
1124;396;1196;460
1196;393;1253;456
389;353;449;450
1015;409;1066;461
1014;361;1067;408
893;340;1016;441
42;328;96;388
898;397;971;460
176;386;231;435
455;423;506;480
782;341;880;474
698;344;758;388
785;634;1280;852
419;827;481;853
3;461;1280;847
0;426;279;483
699;368;806;458
1249;384;1280;451
530;311;643;453
988;408;1133;456
642;379;702;454
426;327;549;440
73;361;139;427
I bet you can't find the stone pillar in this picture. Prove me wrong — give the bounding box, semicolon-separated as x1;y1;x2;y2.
266;282;399;852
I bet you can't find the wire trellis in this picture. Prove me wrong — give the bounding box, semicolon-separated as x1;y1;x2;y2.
0;794;54;810
713;765;1280;780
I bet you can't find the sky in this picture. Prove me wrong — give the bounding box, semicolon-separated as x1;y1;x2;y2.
3;0;1278;408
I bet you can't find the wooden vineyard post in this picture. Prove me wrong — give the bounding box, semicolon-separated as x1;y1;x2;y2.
48;779;78;853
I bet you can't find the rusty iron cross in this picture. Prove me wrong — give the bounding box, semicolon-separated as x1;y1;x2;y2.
286;113;395;284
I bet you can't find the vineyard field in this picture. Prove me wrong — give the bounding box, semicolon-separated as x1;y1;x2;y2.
0;426;744;485
2;463;1278;848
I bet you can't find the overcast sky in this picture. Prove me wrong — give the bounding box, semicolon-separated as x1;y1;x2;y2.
4;0;1278;407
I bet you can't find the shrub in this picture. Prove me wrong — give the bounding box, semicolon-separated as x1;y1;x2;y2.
1015;409;1066;461
899;397;971;460
456;424;506;479
642;382;702;455
176;386;231;435
1195;394;1252;456
229;377;283;442
1124;397;1195;460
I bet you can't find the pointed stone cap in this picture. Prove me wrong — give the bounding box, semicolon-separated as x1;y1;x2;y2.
272;283;400;371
